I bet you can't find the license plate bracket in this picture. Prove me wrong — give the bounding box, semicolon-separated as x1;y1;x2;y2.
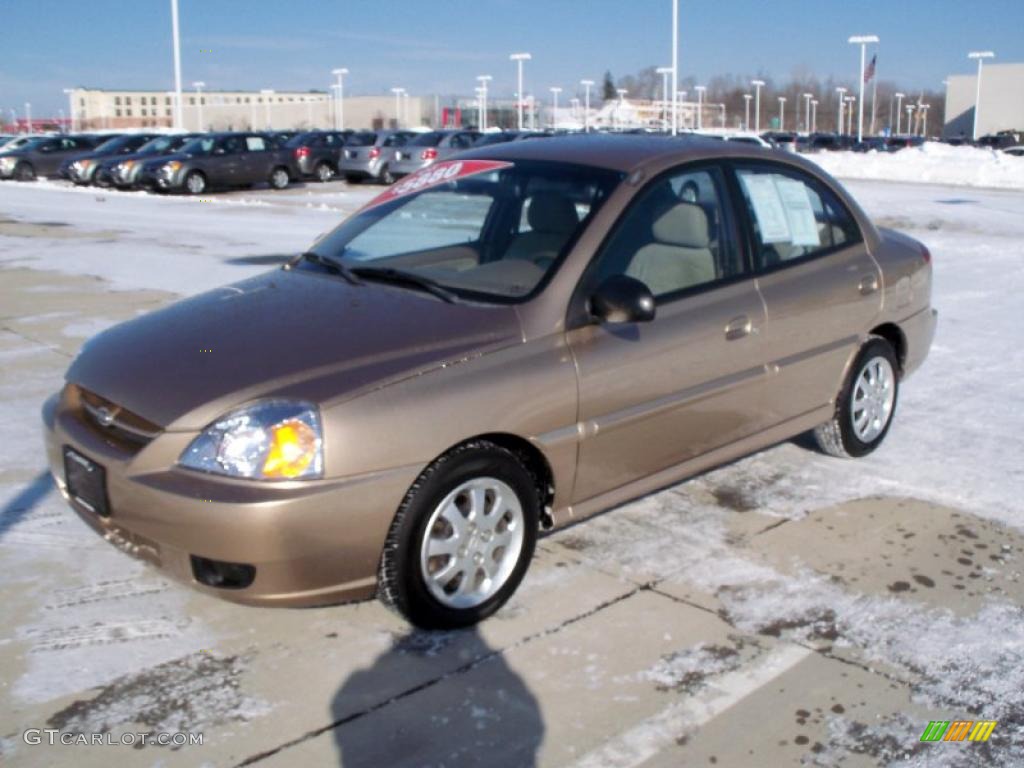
63;446;110;517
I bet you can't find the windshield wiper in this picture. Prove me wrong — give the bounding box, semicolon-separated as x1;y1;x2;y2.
351;266;458;304
298;251;362;286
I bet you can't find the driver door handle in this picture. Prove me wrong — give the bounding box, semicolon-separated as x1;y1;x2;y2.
724;315;753;341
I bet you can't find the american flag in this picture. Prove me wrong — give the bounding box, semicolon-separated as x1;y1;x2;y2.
864;54;877;83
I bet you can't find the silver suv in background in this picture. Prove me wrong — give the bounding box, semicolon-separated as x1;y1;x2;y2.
337;130;415;184
390;130;480;179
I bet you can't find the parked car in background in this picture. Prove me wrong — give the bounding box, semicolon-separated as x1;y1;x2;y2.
852;136;888;153
64;133;160;185
104;134;199;189
338;129;415;184
976;131;1021;150
390;129;481;178
285;130;352;182
724;133;775;149
145;132;293;194
1002;146;1024;157
473;131;551;147
44;135;935;628
0;134;100;181
762;131;798;152
885;136;924;151
802;133;844;152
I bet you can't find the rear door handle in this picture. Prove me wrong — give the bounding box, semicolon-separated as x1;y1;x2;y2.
724;315;753;341
858;274;879;295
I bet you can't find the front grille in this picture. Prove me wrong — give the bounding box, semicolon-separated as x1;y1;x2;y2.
71;385;162;451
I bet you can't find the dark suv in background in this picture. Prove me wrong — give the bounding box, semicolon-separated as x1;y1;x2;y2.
0;135;101;181
143;132;293;194
285;130;352;182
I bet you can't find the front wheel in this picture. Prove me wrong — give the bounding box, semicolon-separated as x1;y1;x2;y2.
184;170;206;195
813;336;899;458
378;441;540;629
269;166;290;190
14;162;36;182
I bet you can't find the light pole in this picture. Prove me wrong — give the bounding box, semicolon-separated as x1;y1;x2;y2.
678;91;687;128
331;68;348;130
671;0;679;135
751;80;765;133
616;88;628;131
905;104;915;136
192;81;205;131
777;96;786;131
848;35;879;142
25;102;32;133
391;87;405;129
260;89;274;129
170;0;184;130
968;51;995;141
694;85;706;130
510;53;531;131
846;96;856;136
476;75;492;130
919;104;930;137
549;87;562;130
743;94;752;131
580;79;594;133
802;92;813;133
811;99;818;133
894;92;905;134
656;66;672;131
63;88;76;132
835;87;847;134
570;97;580;121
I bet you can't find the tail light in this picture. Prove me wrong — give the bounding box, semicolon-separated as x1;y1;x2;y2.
368;147;381;159
294;147;311;159
421;148;438;160
920;243;931;264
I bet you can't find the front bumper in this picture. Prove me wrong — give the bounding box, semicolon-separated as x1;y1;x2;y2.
42;388;419;607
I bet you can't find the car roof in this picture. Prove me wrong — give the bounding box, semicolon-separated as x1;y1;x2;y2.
459;132;777;174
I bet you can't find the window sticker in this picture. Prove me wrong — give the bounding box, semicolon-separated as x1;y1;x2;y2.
775;178;821;247
741;174;791;243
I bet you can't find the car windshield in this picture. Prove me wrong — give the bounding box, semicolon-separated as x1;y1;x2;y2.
347;131;377;147
305;160;623;303
137;136;177;154
5;136;47;151
180;136;216;155
93;136;135;153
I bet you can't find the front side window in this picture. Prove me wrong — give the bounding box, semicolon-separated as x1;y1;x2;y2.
589;166;742;301
734;165;861;271
306;160;622;302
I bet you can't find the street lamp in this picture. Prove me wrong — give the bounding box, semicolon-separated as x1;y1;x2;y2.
260;89;274;129
694;85;706;130
894;91;905;134
25;102;32;133
845;96;856;136
671;0;679;135
751;80;765;133
777;96;786;131
580;79;594;133
905;104;915;136
391;87;405;129
63;88;76;132
192;81;205;131
968;51;995;141
549;87;562;130
743;94;752;131
835;87;847;134
169;0;184;130
656;67;673;131
919;103;930;137
811;99;819;133
331;68;348;130
802;92;813;133
848;35;879;142
510;53;531;131
476;75;492;130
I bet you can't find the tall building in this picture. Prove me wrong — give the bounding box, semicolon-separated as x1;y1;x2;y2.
943;62;1024;138
67;88;429;132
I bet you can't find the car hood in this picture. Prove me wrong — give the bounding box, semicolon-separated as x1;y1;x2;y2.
142;151;191;169
66;269;524;431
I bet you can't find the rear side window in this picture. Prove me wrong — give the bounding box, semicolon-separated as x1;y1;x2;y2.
383;132;412;147
245;136;267;152
734;165;861;271
409;132;443;147
348;132;377;147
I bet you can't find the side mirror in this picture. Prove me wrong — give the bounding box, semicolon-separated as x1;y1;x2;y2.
213;146;226;155
590;275;656;324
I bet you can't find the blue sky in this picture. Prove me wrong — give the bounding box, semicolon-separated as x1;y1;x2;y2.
3;0;1022;115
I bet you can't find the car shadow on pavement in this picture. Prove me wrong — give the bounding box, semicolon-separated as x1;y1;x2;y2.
0;471;54;541
331;627;544;767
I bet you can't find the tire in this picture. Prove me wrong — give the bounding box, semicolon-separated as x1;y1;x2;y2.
378;440;540;629
269;166;290;190
314;162;334;183
184;170;206;195
380;164;395;185
813;336;900;458
14;162;35;182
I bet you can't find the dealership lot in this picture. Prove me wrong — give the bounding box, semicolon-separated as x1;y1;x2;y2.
1;178;1023;767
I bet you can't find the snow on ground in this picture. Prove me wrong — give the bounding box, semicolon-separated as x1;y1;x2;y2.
809;141;1024;189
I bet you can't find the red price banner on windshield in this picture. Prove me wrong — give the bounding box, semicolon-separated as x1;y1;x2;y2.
361;160;513;212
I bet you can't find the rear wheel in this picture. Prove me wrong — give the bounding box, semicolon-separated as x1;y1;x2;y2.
380;164;395;185
314;162;334;183
14;162;35;182
813;337;899;458
378;441;539;629
269;166;290;190
184;170;206;195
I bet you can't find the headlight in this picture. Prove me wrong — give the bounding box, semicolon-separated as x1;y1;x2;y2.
163;160;182;174
122;160;135;170
178;401;323;480
0;157;15;170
